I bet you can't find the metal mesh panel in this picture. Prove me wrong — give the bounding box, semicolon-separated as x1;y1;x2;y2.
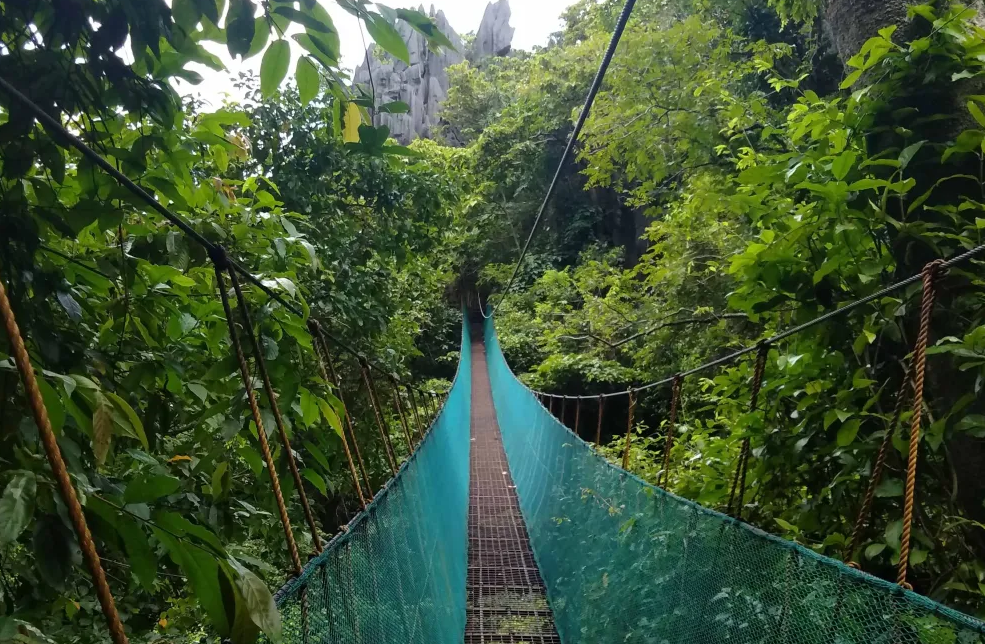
466;341;560;644
482;315;985;644
273;319;471;644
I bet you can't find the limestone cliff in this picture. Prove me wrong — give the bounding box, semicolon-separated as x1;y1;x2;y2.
352;1;514;144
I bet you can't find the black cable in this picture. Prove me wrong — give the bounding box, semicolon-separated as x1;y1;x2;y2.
531;241;985;399
483;0;638;318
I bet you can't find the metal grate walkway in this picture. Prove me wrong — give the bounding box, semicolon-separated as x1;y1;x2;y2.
465;340;560;644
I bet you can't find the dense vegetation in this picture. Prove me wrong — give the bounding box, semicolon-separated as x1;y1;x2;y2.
4;0;985;642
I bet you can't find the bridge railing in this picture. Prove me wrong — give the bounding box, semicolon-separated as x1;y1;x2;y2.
483;314;985;644
273;319;472;644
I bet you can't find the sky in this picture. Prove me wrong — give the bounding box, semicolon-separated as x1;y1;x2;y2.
178;0;575;109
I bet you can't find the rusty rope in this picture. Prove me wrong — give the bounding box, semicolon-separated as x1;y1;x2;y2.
595;395;604;446
360;359;397;475
308;321;366;509
211;252;301;574
844;362;912;566
898;260;944;589
321;347;373;500
621;389;636;470
0;272;130;644
727;343;768;520
659;375;683;489
227;266;322;554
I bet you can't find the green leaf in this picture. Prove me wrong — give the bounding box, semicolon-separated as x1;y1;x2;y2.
37;377;64;433
378;101;410;114
230;559;282;642
292;33;339;67
302;468;327;497
104;391;149;450
245;17;270;58
296;56;320;106
260;40;291;98
226;0;257;58
194;0;220;25
836;418;861;446
969;101;985;128
774;518;798;533
298;387;320;427
125;474;181;504
156;511;227;555
898;140;926;171
316;397;343;438
0;471;36;546
212;462;230;500
864;542;886;559
153;528;230;636
365;15;409;64
875;478;904;497
118;516;157;591
272;6;333;33
302;440;331;472
840;69;863;89
93;393;114;466
831;151;856;181
910;548;928;566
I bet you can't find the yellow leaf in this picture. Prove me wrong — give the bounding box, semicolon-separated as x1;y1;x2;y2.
158;617;168;629
168;455;192;463
342;102;362;143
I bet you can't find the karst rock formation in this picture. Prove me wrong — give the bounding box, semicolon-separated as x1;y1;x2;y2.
353;0;515;144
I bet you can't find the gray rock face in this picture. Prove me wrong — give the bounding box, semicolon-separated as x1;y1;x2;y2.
353;1;513;144
473;0;515;59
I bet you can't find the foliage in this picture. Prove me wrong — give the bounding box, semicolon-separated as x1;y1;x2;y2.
0;2;462;643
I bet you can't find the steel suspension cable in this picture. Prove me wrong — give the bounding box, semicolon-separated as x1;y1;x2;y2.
483;0;638;317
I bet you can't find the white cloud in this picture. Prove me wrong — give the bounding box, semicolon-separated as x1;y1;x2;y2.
177;0;573;109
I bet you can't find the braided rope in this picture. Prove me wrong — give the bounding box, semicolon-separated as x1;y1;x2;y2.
228;268;322;554
360;360;397;474
727;344;768;520
0;272;130;644
660;375;683;489
622;389;636;470
844;362;912;566
308;321;367;509
898;260;944;588
406;386;425;442
391;381;416;451
212;259;301;573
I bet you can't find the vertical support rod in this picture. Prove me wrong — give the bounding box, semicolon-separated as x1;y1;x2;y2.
0;272;130;644
621;389;636;470
228;267;322;554
727;343;768;520
407;386;425;441
595;395;604;446
561;396;568;426
659;375;683;489
308;322;366;509
360;359;397;475
212;258;301;574
391;380;415;452
324;352;374;500
574;398;581;437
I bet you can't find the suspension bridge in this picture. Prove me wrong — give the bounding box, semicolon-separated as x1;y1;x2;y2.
3;0;985;641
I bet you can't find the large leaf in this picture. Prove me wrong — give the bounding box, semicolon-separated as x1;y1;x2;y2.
118;516;157;591
296;56;320;106
342;102;362;143
230;559;281;642
365;15;409;64
124;474;181;504
260;40;291;98
0;472;36;546
104;391;149;449
302;468;327;497
226;0;257;58
153;528;231;636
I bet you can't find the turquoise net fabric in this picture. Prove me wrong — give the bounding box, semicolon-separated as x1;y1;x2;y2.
273;318;471;644
483;314;985;644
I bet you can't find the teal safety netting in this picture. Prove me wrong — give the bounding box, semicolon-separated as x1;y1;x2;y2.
273;318;471;644
483;315;985;644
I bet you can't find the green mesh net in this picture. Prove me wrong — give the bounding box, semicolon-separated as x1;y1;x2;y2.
273;320;471;644
483;316;985;644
